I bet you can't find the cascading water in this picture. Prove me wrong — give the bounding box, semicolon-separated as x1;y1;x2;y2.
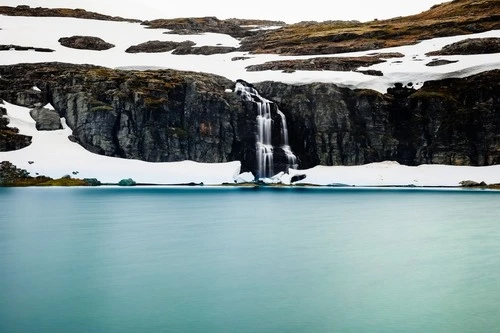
278;110;298;171
235;80;298;179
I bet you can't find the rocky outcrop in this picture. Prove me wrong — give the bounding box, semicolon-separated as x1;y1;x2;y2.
245;56;386;73
125;40;195;53
0;104;32;151
124;40;237;55
0;44;54;52
172;45;237;55
0;63;498;174
426;59;459;67
0;5;140;23
0;63;259;173
59;36;115;51
143;17;253;39
426;38;500;56
29;107;62;130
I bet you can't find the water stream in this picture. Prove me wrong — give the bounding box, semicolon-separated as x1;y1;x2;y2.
235;81;297;179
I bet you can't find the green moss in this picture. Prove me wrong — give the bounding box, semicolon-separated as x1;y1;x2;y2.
90;105;114;112
167;127;188;139
36;178;89;186
89;99;114;112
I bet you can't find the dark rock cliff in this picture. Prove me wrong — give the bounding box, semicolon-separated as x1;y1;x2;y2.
0;63;257;171
255;70;500;167
0;63;498;174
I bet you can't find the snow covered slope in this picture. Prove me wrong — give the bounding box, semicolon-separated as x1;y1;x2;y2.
1;15;499;92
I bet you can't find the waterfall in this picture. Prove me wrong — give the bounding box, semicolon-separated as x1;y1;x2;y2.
278;110;298;171
235;80;298;179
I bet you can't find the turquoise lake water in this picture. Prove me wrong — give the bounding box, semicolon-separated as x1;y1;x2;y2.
1;186;499;333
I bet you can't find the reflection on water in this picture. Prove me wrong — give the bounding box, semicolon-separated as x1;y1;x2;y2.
1;187;499;333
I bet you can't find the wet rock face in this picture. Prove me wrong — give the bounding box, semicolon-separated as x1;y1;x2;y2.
58;36;115;51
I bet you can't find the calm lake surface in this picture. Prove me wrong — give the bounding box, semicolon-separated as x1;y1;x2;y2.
1;186;499;333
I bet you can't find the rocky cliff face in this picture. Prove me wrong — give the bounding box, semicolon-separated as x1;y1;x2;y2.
0;63;258;171
0;63;498;174
256;70;500;167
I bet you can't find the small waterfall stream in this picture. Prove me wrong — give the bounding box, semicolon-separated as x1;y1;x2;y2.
235;80;298;179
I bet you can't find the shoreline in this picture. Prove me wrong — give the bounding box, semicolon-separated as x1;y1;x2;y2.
2;181;499;191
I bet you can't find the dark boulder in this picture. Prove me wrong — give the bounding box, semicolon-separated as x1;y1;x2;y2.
58;36;115;51
426;59;459;67
125;40;194;53
172;45;237;55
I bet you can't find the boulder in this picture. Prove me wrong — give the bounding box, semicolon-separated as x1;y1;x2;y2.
58;36;115;51
30;107;62;130
118;178;136;186
125;40;194;53
426;59;459;67
460;180;487;187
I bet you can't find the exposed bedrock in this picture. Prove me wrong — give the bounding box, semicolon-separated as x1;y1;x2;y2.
0;63;498;174
0;103;32;151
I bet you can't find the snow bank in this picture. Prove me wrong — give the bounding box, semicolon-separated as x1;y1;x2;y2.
0;102;241;185
288;162;500;187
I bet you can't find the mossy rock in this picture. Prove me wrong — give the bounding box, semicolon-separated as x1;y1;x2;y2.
118;178;136;186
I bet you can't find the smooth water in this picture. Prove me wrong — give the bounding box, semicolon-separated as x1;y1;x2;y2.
1;187;499;333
